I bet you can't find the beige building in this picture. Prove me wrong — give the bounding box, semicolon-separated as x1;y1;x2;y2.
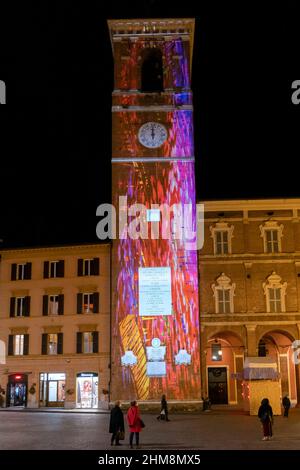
199;199;300;407
0;243;110;409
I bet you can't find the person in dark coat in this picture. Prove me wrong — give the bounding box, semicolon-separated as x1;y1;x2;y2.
258;398;273;440
109;400;125;446
157;394;170;421
282;395;291;417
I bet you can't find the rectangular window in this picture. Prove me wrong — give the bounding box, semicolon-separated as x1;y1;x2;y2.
14;334;24;355
48;334;58;355
49;295;59;315
15;297;25;317
16;264;26;280
211;343;222;361
83;293;94;313
217;289;231;313
83;332;93;353
49;261;59;278
216;231;229;255
266;230;279;253
83;259;93;276
269;288;282;313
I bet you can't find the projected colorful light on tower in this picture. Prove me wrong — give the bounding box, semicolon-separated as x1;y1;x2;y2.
108;19;201;401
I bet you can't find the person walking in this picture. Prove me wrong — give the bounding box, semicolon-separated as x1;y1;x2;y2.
157;394;170;421
258;398;274;440
127;400;143;448
282;395;291;417
109;400;125;446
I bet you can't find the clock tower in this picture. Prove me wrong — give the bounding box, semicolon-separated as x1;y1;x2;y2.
108;18;201;404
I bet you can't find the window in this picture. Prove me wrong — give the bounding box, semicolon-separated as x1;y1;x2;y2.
260;221;283;253
210;222;234;255
11;262;32;281
77;292;99;314
211;343;222;361
212;273;235;314
77;258;99;277
76;331;99;354
14;335;24;355
43;294;64;316
48;334;58;355
263;271;287;313
43;260;64;279
8;334;29;356
217;289;231;314
141;48;164;93
258;340;267;357
41;333;63;355
10;296;30;317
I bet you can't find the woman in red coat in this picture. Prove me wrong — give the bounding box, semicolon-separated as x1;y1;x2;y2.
127;400;142;448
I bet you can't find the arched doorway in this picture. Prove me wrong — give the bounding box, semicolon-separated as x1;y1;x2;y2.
205;331;245;405
257;330;298;406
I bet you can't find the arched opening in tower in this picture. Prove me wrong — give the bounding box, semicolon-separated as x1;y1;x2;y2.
141;48;164;93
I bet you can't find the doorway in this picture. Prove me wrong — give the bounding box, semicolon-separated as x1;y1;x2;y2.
39;373;66;407
76;373;98;408
7;374;28;407
208;367;228;404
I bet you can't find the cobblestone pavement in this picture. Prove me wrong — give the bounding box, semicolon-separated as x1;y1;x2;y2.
0;408;300;450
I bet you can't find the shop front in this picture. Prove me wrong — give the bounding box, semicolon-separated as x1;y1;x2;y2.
76;372;98;408
7;374;28;407
39;372;66;407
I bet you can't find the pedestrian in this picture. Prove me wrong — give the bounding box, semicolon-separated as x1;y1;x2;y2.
258;398;274;441
282;395;291;417
157;394;170;421
127;400;143;448
109;400;125;446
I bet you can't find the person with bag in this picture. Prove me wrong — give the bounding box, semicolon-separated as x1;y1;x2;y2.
157;394;170;421
127;400;143;448
109;400;125;446
258;398;274;441
282;395;291;417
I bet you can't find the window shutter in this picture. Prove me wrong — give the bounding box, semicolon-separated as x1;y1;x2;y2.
77;293;83;314
41;334;48;355
78;259;83;276
92;258;100;276
93;293;99;313
23;334;29;355
58;294;64;315
25;262;32;280
76;332;83;353
92;331;99;353
10;297;16;317
24;296;30;317
43;261;49;279
11;264;17;281
57;333;63;354
43;295;48;316
8;335;14;355
58;260;65;278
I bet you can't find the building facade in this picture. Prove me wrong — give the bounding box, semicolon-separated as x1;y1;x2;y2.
199;199;300;406
0;244;110;409
108;18;201;403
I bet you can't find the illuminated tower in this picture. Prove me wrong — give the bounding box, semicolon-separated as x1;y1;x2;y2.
108;18;201;403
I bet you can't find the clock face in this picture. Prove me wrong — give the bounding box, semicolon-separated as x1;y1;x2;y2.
138;122;168;149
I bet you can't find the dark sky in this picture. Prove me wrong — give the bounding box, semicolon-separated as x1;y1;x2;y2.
0;1;299;248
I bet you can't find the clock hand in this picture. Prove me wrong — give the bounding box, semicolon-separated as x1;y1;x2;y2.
151;125;155;139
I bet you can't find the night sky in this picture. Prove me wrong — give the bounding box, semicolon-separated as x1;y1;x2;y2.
0;1;299;248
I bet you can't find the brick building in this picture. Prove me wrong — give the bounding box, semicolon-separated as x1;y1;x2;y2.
199;199;300;406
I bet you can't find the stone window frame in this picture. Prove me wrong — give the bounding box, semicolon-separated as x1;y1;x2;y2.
210;222;234;255
212;273;236;314
263;271;287;313
259;220;284;254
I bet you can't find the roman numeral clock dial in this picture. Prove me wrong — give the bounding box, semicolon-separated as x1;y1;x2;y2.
138;122;168;148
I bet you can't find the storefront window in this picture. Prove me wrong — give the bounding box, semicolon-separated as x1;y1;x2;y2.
76;373;98;408
39;373;66;406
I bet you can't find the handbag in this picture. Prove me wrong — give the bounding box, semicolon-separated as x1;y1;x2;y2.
117;430;125;440
139;418;145;428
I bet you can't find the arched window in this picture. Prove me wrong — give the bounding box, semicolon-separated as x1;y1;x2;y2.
212;273;236;314
141;48;164;93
